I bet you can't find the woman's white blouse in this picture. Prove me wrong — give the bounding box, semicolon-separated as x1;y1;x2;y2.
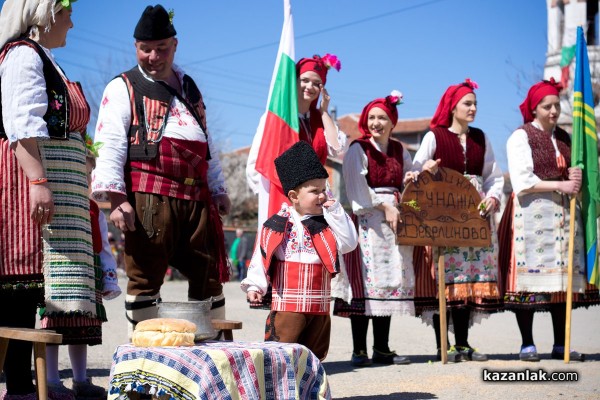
506;121;563;196
0;45;58;145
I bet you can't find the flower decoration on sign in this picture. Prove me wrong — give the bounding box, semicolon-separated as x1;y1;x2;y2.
321;53;341;72
402;199;420;211
168;9;175;24
83;132;103;158
464;78;479;90
388;90;404;105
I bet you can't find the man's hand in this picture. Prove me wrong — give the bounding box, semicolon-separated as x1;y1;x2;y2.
213;194;231;216
109;193;136;232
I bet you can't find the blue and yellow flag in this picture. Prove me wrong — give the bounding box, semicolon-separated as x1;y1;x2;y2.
572;26;600;286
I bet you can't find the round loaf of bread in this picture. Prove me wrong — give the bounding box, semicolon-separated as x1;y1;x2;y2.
132;318;197;347
135;317;197;333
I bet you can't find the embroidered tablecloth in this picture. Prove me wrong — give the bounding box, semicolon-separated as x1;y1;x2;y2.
108;341;331;400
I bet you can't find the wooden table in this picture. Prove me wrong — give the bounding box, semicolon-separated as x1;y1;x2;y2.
108;341;331;400
0;327;62;400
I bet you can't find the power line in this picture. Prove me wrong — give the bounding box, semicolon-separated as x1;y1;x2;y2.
198;81;267;99
206;96;265;111
189;66;268;87
296;0;448;40
187;0;448;65
75;26;133;48
56;58;108;75
69;33;132;57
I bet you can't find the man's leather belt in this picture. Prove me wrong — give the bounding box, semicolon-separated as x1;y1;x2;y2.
131;168;204;187
183;177;202;186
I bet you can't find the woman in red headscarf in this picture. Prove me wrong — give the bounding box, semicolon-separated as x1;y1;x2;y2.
247;54;346;225
499;78;598;362
333;91;418;367
412;79;504;362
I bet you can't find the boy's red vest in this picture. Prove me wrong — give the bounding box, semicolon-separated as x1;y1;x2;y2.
260;211;339;314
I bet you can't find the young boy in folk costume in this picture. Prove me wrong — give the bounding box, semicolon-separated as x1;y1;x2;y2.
241;141;358;360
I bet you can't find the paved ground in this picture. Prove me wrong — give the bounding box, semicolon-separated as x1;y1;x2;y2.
2;278;599;399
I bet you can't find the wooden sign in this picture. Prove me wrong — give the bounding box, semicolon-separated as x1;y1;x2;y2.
397;167;491;247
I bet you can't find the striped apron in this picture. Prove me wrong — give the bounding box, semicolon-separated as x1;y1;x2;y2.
37;79;105;344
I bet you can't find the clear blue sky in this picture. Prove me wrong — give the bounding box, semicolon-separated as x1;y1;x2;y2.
13;0;549;171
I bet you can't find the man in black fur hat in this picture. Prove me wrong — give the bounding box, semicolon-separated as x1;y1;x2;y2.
240;141;358;360
91;4;230;335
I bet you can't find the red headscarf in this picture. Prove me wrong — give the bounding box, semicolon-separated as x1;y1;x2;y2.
519;78;562;123
430;79;478;129
296;53;341;86
358;91;403;138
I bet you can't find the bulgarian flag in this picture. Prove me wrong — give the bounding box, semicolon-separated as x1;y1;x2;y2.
254;0;299;222
560;26;577;89
572;26;600;286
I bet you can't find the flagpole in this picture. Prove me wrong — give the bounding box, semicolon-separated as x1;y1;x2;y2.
563;25;598;364
564;196;576;363
437;251;448;364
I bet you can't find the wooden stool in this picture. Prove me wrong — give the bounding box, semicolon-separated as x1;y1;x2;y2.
211;319;242;341
0;327;62;400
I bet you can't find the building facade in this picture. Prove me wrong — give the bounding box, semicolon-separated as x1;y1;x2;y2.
545;0;600;139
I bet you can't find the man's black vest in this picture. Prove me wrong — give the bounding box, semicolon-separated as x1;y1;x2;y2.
122;67;209;161
0;38;69;140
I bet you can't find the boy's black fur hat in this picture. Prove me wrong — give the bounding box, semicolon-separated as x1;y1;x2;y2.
274;141;329;193
134;5;176;40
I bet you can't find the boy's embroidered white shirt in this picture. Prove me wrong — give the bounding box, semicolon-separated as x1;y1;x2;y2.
241;201;357;295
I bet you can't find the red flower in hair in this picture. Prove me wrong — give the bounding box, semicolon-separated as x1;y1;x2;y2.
321;53;341;71
464;78;479;90
387;90;404;105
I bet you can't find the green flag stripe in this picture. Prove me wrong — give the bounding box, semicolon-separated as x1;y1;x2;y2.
560;45;576;67
573;95;598;140
573;27;600;286
268;53;299;131
570;111;595;129
571;110;597;137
